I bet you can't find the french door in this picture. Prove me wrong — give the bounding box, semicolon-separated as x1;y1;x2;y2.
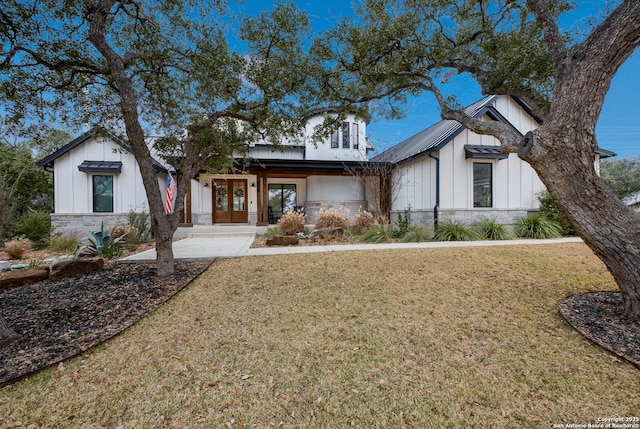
213;179;248;223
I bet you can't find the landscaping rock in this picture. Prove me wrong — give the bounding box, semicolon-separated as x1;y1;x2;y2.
0;268;50;291
310;227;344;239
49;258;104;280
266;235;299;246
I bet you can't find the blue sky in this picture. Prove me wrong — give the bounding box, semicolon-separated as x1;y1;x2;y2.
236;0;640;158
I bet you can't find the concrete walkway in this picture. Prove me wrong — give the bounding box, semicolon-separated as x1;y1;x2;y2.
120;224;584;262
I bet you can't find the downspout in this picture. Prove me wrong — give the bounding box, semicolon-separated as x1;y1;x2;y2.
428;152;440;229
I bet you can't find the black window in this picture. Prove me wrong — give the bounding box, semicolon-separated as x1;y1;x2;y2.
268;184;297;223
352;123;359;149
473;163;492;208
342;122;350;148
93;175;114;212
331;130;339;148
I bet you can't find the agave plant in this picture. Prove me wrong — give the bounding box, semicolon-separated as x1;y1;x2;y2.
75;222;127;259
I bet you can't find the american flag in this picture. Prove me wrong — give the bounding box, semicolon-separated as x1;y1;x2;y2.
165;174;176;213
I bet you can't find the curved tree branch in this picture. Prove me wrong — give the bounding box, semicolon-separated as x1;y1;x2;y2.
575;0;640;82
427;77;524;152
526;0;567;68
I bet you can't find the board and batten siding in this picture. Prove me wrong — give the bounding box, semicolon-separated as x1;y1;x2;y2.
53;137;153;214
390;95;545;227
303;113;369;162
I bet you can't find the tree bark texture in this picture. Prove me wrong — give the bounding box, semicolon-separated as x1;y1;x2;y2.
519;0;640;322
88;0;178;276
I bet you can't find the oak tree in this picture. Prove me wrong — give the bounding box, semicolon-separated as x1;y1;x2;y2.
1;0;318;278
316;0;640;322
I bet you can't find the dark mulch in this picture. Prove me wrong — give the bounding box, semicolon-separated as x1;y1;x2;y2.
559;291;640;368
0;260;212;387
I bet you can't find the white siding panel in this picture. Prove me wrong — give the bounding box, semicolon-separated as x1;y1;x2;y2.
304;114;369;162
306;176;364;201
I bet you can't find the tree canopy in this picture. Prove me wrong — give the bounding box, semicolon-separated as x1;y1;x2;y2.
314;0;640;323
600;156;640;201
1;0;325;275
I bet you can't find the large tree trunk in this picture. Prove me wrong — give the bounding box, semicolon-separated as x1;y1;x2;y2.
525;118;640;323
0;315;20;348
89;1;180;277
515;0;640;323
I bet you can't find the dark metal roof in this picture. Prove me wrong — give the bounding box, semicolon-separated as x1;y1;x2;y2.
464;145;509;160
36;127;170;174
372;95;503;164
596;147;616;159
36;128;97;169
78;160;123;173
242;158;370;171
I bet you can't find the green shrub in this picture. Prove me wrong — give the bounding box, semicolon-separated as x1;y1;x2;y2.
12;211;51;248
476;218;515;240
127;209;152;241
537;190;573;235
315;208;348;229
75;222;127;259
277;210;306;235
433;220;480;241
516;214;563;239
392;206;412;238
352;211;376;235
399;225;424;243
263;227;282;239
360;224;393;243
49;234;79;252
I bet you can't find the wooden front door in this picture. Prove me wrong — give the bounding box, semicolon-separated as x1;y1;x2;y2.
213;179;248;223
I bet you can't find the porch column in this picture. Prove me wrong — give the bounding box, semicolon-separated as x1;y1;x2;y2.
257;172;268;226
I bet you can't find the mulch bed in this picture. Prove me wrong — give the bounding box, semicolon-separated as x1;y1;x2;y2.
559;291;640;368
0;260;212;387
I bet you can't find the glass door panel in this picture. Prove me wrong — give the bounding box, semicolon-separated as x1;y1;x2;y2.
233;181;245;211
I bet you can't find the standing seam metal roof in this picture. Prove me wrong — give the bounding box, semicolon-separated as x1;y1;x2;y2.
372;95;499;164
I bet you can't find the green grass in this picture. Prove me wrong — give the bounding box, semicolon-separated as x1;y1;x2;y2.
0;243;638;428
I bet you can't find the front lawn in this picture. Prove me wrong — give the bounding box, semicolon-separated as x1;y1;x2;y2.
0;243;637;428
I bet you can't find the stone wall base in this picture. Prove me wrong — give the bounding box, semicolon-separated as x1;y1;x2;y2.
52;214;130;237
390;208;537;238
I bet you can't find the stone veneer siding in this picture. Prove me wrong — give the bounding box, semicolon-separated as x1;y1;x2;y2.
390;208;538;237
51;213;130;237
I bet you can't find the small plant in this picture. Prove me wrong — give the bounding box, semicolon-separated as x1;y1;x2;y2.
49;234;79;252
360;224;393;243
4;237;31;259
12;211;51;249
537;190;573;235
28;257;43;268
128;209;152;241
399;225;424;243
433;220;480;241
476;218;515;240
277;210;306;235
314;208;349;229
352;210;376;235
263;227;282;239
516;214;563;239
75;222;127;259
393;205;412;238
